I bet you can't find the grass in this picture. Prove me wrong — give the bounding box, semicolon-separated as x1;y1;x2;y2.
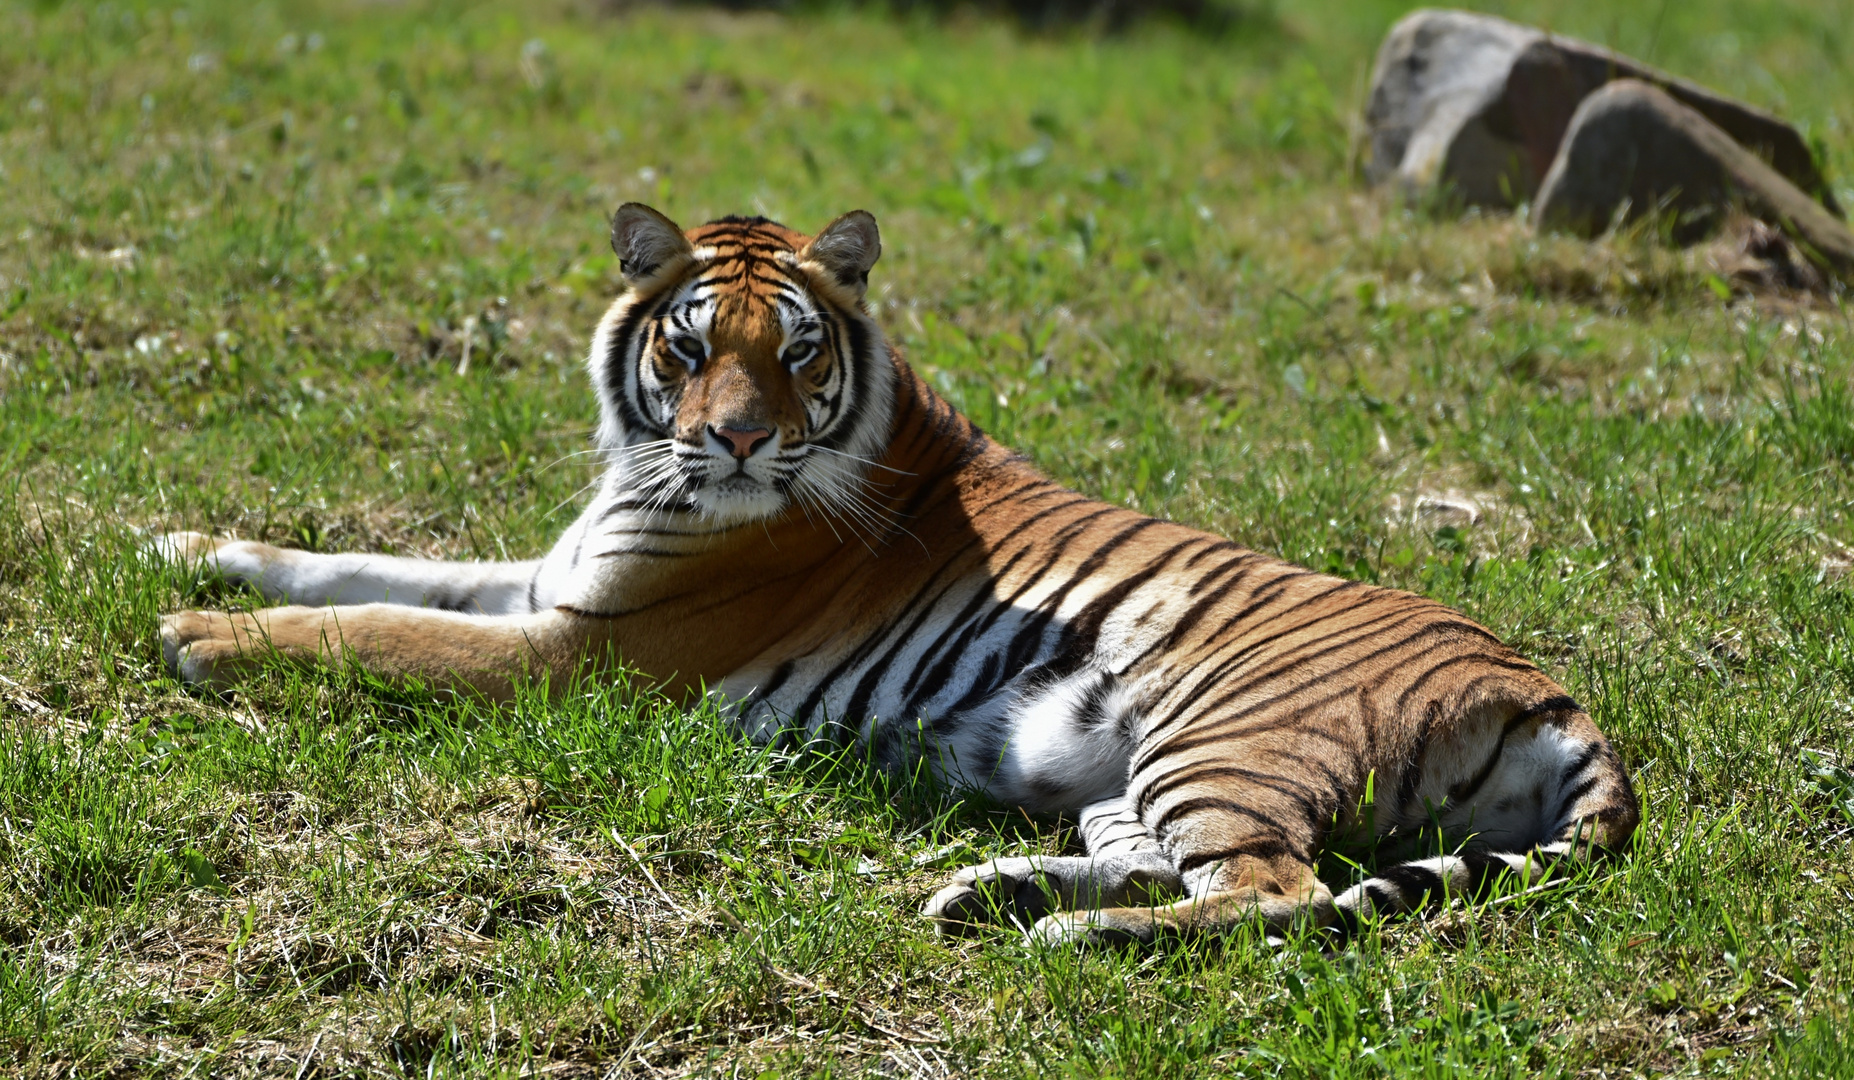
2;0;1853;1074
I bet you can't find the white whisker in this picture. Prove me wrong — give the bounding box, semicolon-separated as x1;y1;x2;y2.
539;446;622;473
543;476;605;521
790;481;845;545
796;461;927;555
805;443;914;475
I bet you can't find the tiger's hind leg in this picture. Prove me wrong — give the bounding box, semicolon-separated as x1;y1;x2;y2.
1331;709;1638;929
1027;839;1335;947
1026;718;1351;947
1028;705;1639;947
922;795;1182;936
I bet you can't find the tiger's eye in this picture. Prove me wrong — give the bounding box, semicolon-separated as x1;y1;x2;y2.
670;336;705;365
784;340;819;367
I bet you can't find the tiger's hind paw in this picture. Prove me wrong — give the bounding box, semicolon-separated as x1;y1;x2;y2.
921;858;1059;936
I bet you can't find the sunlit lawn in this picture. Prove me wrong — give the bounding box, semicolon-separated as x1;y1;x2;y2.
2;0;1853;1074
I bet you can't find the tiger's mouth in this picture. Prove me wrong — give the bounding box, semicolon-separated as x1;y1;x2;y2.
620;437;879;533
712;474;768;493
682;461;794;525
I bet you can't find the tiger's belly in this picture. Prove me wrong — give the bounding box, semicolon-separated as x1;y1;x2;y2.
729;657;1141;812
717;569;1178;813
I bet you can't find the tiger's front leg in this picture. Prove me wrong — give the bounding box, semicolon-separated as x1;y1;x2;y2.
156;531;548;614
159;603;602;699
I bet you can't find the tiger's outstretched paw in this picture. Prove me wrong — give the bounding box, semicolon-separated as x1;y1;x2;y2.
922;858;1058;935
160;610;266;690
151;530;218;563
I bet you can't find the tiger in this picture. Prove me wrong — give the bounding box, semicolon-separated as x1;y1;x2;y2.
156;203;1639;946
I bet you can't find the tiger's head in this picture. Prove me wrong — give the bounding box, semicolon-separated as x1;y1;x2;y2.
588;204;897;528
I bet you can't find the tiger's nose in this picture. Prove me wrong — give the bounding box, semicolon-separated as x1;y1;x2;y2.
712;425;773;459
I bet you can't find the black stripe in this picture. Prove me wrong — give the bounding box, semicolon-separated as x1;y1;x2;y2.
931;513;1153;716
555;594;689;619
795;539;995;724
600;525;730;538
1120;552;1264;671
890;506;1121;715
1155;593;1430;732
838;557;1008;725
1446;697;1579;806
1073;672;1120;730
1387;646;1534;719
605;289;680;435
1132;616;1470;773
817;309;877;453
735;658;799;719
1175;836;1297;874
1460;851;1519;894
1376;862;1444;903
1150;795;1290;841
1183;540;1242;570
569;517;589;570
1394;700;1442;813
589;547;695;559
1060;536;1203;647
1546;743;1606;823
961;482;1084;529
1134;570;1350;738
812;309;851;436
1135;761;1323;818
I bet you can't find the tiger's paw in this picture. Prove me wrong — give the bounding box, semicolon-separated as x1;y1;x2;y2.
1028;910;1151;949
160;610;266;690
151;531;219;563
921;858;1059;936
150;533;286;603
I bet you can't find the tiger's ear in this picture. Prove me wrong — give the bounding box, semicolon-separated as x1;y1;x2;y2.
610;203;694;285
800;210;881;300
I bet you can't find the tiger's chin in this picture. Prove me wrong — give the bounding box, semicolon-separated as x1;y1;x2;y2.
686;476;790;526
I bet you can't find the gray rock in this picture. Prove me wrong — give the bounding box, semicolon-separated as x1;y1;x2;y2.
1364;9;1839;214
1503;38;1838;214
1534;79;1853;276
1363;9;1537;205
